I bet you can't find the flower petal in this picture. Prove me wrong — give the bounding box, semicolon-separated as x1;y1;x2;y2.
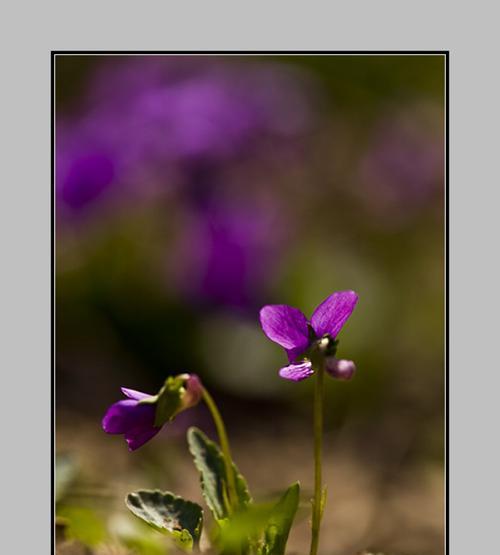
102;399;157;436
285;346;309;363
259;305;309;351
125;425;161;451
121;387;152;401
310;290;358;338
102;400;141;434
278;361;314;382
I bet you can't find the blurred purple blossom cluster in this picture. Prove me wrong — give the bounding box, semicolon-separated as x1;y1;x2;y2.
56;57;312;211
56;56;444;318
355;103;444;225
56;56;315;308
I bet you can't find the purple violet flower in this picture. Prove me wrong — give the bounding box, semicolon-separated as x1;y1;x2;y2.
102;387;159;451
259;291;358;382
102;374;202;451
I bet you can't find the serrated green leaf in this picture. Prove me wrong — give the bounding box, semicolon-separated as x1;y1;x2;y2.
187;427;251;522
126;490;203;551
260;482;300;555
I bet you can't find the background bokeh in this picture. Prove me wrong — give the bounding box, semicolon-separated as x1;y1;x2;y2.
55;54;445;555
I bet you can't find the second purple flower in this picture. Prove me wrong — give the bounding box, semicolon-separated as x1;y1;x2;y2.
259;290;358;382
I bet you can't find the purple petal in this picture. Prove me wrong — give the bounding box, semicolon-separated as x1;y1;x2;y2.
310;290;358;338
125;426;161;451
121;387;152;401
285;346;309;363
259;305;309;351
102;400;156;434
102;400;141;434
278;361;314;382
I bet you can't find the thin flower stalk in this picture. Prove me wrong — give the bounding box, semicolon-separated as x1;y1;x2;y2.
201;386;239;514
259;290;359;555
310;358;325;555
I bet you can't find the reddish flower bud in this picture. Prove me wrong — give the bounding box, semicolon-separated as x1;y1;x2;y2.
325;358;356;381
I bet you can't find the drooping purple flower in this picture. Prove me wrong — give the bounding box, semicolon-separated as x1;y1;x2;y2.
259;291;358;382
102;374;203;451
102;387;160;451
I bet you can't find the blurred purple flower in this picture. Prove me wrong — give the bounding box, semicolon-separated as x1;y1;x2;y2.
57;57;315;310
259;291;358;382
90;57;312;164
56;58;313;212
357;106;444;222
55;123;122;214
173;195;289;309
58;151;115;211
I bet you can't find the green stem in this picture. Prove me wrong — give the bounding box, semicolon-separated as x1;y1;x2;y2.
201;387;239;514
309;361;325;555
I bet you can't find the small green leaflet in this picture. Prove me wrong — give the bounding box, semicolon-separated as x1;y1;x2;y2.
187;427;251;523
260;482;300;555
126;490;203;551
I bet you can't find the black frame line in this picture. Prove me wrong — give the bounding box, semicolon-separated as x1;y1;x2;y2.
51;50;449;555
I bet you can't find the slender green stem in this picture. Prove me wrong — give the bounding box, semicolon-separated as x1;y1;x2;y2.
201;387;239;513
309;361;325;555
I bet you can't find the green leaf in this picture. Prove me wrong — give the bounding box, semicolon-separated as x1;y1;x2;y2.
56;506;107;547
187;427;251;522
126;490;203;551
261;482;300;555
122;536;165;555
112;513;169;555
218;503;274;552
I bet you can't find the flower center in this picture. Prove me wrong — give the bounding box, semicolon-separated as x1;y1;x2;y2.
314;334;339;357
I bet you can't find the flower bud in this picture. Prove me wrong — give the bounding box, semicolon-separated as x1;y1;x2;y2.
325;358;356;380
181;374;203;409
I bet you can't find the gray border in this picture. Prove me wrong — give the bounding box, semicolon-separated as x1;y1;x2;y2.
3;4;492;552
